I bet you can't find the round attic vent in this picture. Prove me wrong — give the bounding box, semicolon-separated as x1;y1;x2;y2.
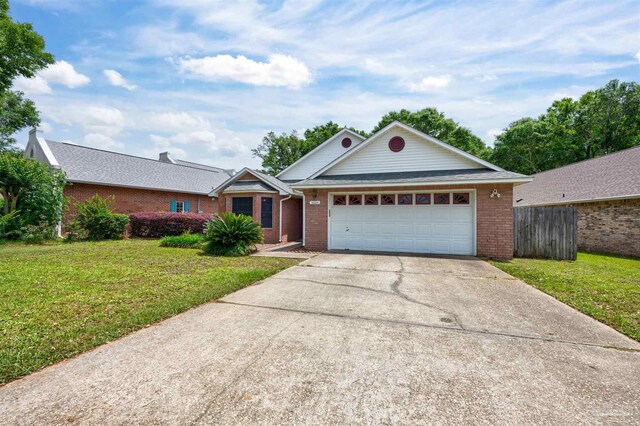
341;137;352;148
389;136;405;152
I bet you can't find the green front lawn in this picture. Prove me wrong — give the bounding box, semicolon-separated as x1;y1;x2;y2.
0;240;298;384
491;252;640;341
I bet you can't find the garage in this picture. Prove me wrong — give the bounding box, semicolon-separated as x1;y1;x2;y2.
329;191;475;255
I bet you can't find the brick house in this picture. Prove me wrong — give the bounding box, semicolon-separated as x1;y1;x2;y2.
514;146;640;257
210;121;531;259
25;129;233;222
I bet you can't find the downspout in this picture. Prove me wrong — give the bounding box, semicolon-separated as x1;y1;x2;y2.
302;193;305;247
279;194;292;242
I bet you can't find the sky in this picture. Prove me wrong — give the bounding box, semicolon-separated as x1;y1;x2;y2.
10;0;640;169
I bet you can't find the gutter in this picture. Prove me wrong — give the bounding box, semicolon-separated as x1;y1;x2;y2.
291;177;533;189
278;195;292;242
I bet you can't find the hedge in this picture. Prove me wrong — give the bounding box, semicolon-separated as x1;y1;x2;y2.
128;212;211;237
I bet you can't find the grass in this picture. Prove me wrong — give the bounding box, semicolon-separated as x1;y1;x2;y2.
159;232;204;248
491;252;640;341
0;239;298;384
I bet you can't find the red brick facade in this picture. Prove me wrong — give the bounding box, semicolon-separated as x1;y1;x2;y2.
63;183;216;222
302;183;514;260
575;198;639;257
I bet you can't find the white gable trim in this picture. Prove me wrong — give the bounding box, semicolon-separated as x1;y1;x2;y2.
209;167;289;197
26;129;60;168
275;128;366;178
310;121;503;179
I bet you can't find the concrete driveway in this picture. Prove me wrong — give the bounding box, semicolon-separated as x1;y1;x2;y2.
1;253;638;425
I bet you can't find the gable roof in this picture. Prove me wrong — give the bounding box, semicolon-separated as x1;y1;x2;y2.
275;128;366;179
42;139;232;195
209;167;298;197
514;146;640;207
310;121;503;178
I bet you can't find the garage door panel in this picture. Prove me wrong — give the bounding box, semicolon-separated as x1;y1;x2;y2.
329;194;474;256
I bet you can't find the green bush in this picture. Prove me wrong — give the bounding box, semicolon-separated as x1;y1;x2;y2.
203;212;263;256
71;195;129;240
160;232;204;248
20;221;57;244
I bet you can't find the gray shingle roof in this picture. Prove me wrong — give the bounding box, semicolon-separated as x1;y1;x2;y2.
225;181;278;193
292;169;530;187
514;146;640;206
173;159;234;175
209;167;299;197
46;140;231;195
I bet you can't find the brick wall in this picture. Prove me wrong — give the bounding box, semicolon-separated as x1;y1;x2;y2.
63;183;216;222
575;198;640;257
302;183;514;260
217;192;303;244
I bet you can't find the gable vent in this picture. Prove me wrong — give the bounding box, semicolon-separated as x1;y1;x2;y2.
341;137;352;148
389;136;405;152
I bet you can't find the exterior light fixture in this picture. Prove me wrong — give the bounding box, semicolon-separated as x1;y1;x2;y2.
490;189;501;198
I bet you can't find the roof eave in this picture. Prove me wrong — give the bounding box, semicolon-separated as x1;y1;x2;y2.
67;179;211;195
291;176;533;189
516;193;640;207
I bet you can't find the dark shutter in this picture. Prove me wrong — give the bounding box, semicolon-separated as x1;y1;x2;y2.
261;197;273;228
232;197;253;217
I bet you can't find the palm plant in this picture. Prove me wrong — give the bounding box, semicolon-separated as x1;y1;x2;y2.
203;212;263;256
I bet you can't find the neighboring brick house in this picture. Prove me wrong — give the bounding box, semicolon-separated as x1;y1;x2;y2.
514;146;640;258
24;129;233;223
210;121;530;259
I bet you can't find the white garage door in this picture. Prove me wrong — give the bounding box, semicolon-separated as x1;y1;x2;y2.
329;192;475;255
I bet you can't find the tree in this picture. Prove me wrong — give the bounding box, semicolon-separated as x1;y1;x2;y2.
0;152;65;238
0;0;54;151
1;90;39;151
0;0;54;92
252;130;305;175
252;122;367;175
372;108;490;158
490;80;640;174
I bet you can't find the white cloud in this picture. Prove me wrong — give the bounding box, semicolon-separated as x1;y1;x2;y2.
486;128;503;140
47;105;125;138
146;112;210;133
178;54;313;88
149;130;250;159
635;51;640;62
408;75;452;92
12;75;52;95
83;133;124;150
39;60;90;88
103;69;137;91
38;121;53;133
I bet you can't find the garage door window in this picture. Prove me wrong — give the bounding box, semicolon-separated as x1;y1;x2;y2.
416;194;430;205
333;195;346;206
453;193;470;205
434;193;450;205
398;194;413;205
365;194;378;205
381;194;395;205
349;195;362;205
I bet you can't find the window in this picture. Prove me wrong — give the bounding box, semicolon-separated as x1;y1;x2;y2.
30;148;34;158
261;197;273;228
453;193;470;205
232;197;253;217
381;194;395;205
349;195;362;205
333;195;346;205
398;194;413;205
434;193;450;205
170;200;190;213
416;194;430;205
365;194;378;205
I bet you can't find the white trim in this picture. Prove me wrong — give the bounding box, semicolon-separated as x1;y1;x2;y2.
293;176;532;189
327;188;477;256
28;129;59;167
517;193;640;207
275;128;365;178
310;121;504;179
223;190;278;194
209;167;289;197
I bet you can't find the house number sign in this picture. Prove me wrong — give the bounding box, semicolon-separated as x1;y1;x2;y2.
309;200;321;205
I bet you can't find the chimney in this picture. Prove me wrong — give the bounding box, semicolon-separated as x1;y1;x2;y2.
159;152;175;163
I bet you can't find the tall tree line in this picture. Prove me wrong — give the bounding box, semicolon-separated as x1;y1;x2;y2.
253;79;639;176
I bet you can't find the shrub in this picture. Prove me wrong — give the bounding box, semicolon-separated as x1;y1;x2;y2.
72;195;129;240
203;212;263;256
160;232;204;249
20;221;57;244
129;212;210;238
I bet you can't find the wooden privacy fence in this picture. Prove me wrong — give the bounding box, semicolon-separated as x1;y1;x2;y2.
513;206;577;260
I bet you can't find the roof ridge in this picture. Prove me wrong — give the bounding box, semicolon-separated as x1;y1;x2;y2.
46;140;224;175
534;145;640;176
